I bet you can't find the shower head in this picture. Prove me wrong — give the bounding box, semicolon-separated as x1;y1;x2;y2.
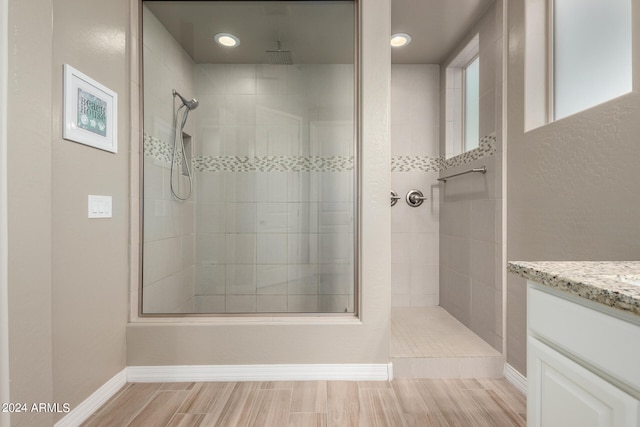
173;89;199;110
266;40;293;65
184;98;199;110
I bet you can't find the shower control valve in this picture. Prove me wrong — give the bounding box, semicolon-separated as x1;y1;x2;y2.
406;189;427;207
391;191;401;207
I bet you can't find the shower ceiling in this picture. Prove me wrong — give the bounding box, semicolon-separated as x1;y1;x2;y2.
391;0;495;63
144;1;355;64
145;0;495;64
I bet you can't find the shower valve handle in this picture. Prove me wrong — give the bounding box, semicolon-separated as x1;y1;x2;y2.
391;191;401;207
406;189;427;207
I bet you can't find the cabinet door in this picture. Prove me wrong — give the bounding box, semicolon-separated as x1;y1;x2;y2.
528;337;640;427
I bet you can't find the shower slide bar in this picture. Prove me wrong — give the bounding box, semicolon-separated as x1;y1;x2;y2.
437;166;487;182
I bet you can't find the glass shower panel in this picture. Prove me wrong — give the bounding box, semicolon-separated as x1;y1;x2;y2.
141;1;356;315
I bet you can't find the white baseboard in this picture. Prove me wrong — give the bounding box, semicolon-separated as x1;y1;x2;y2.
503;363;527;396
127;363;391;383
54;369;127;427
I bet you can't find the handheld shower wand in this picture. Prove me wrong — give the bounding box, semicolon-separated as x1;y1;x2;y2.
170;89;199;200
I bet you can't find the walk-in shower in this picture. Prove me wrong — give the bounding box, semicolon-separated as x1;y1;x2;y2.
141;0;357;315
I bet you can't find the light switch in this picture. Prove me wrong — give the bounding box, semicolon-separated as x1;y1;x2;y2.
88;195;112;218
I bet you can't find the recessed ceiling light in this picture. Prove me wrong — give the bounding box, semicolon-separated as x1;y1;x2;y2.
214;32;240;48
390;33;412;48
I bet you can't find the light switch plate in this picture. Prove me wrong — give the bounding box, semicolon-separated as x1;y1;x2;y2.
88;195;112;218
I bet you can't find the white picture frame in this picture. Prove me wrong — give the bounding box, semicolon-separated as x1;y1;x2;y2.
63;64;117;153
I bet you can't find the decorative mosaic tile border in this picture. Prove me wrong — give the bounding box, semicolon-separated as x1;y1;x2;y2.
144;133;496;173
143;133;172;164
193;155;353;172
390;135;496;173
391;156;441;172
441;135;496;171
144;133;353;172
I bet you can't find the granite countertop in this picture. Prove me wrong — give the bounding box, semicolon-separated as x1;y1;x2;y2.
507;261;640;316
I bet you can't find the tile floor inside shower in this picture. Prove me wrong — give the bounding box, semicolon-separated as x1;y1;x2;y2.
391;306;504;378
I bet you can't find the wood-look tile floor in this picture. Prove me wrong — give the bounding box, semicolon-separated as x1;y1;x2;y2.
82;378;526;427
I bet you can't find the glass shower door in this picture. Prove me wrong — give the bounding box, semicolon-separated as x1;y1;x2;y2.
141;0;356;315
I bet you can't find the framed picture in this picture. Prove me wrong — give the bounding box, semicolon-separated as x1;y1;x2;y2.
63;64;117;153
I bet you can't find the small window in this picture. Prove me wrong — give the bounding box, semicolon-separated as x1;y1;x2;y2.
464;56;479;151
446;35;479;158
553;0;632;120
524;0;632;129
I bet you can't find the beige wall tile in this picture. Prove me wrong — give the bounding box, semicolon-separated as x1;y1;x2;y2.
257;295;288;312
438;1;504;354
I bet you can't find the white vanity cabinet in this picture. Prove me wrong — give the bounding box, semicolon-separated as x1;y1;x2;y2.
527;283;640;427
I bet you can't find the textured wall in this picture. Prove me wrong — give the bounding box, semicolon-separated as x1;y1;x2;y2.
7;0;130;425
439;1;505;352
6;0;54;425
391;64;440;307
50;0;130;421
506;0;640;376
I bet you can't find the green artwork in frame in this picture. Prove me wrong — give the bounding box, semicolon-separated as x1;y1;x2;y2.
77;88;107;137
63;64;118;153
